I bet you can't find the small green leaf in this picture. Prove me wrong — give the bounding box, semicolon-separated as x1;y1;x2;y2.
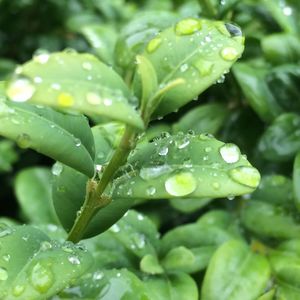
170;198;212;213
0;140;18;172
201;240;271;300
294;152;300;211
0;99;95;177
6;52;143;129
15;167;58;224
113;132;260;200
140;254;164;275
172;103;229;135
258;113;300;161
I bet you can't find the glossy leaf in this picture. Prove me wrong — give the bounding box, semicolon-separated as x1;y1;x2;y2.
258;113;300;162
113;132;260;200
0;98;95;177
172;103;229;135
169;198;213;213
294;152;300;211
142;18;244;118
140;254;164;275
6;52;143;129
0;140;18;172
241;200;300;240
201;240;271;300
15;167;58;224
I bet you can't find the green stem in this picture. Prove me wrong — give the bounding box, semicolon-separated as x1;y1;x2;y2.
67;126;137;243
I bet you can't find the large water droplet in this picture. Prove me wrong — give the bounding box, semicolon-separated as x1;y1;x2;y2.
12;285;25;296
0;223;13;238
165;172;197;197
220;47;239;61
51;162;63;176
74;138;81;147
225;23;242;37
30;263;54;293
93;271;104;281
140;165;172;180
16;133;31;149
33;52;50;64
229;166;260;188
0;267;8;281
57;92;74;107
147;37;162;53
158;145;168;156
219;143;240;163
68;255;81;265
175;18;202;36
6;78;36;102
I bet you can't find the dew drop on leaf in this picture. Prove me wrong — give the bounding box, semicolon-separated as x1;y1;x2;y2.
180;63;189;73
175;18;202;36
158;145;168;156
146;186;156;196
93;271;104;281
146;37;162;53
12;285;25;297
82;61;92;70
40;241;53;251
51;162;63;176
110;224;120;233
74;138;81;147
2;254;10;262
86;92;101;105
30;263;54;293
219;143;240;163
165;172;197;197
57;92;74;107
16;133;31;149
6;78;36;102
0;267;8;281
103;98;113;106
224;23;242;37
0;223;13;238
229;166;260;188
68;255;81;265
51;83;61;90
33;52;50;64
220;47;239;61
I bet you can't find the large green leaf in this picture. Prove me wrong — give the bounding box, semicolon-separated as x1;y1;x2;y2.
0;98;95;177
15;167;58;224
6;52;143;129
0;224;93;299
138;18;244;118
112;132;260;199
201;240;271;300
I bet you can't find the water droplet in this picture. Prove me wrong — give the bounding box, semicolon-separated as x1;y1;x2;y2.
0;267;8;281
175;136;190;149
12;285;25;296
34;76;43;84
225;23;242;37
158;145;168;156
57;92;74;107
205;147;212;153
137;214;144;221
227;195;235;200
283;6;292;16
51;162;63;176
133;234;146;249
51;83;61;90
95;164;102;172
219;143;240;163
0;223;13;238
40;241;52;251
140;165;172;180
82;61;92;70
16;133;31;149
110;224;120;233
229;166;260;188
86;92;101;105
180;63;188;73
30;263;54;293
146;186;156;196
216;74;226;84
2;254;10;262
93;271;104;281
204;35;212;43
33;53;50;64
165;172;197;197
68;255;81;265
103;98;112;106
6;78;35;102
147;37;162;53
175;18;202;35
74;138;81;147
220;47;239;61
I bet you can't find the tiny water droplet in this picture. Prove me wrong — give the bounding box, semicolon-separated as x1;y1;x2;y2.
219;143;240;164
205;147;212;153
33;76;43;83
140;165;172;180
12;285;25;296
16;133;31;149
175;136;190;149
110;224;120;233
158;145;168;156
147;37;162;53
146;186;156;196
180;63;188;73
103;98;112;106
229;166;260;188
175;18;202;35
212;182;220;190
227;194;235;200
51;83;61;90
6;78;35;102
30;263;54;293
165;172;197;197
86;92;101;105
82;61;92;70
0;267;8;281
68;255;81;265
40;241;52;251
2;254;10;262
57;92;74;107
74;138;81;147
51;162;63;176
137;214;144;221
220;47;239;61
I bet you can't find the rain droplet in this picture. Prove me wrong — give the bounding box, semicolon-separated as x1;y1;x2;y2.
57;92;74;107
2;254;10;262
175;136;190;149
137;214;144;221
33;53;50;64
110;224;120;233
12;285;25;296
158;145;168;156
16;133;31;149
225;23;242;37
51;83;61;90
34;76;43;83
103;98;112;106
229;166;260;188
30;263;54;293
68;255;81;265
0;223;13;238
74;138;81;147
147;37;162;53
140;165;172;180
82;61;92;70
51;162;63;176
6;78;36;102
219;143;240;164
86;92;101;105
220;47;239;61
0;267;8;281
146;186;156;196
175;18;202;35
283;6;292;16
180;63;189;72
40;241;52;251
93;271;104;281
165;172;197;197
205;147;212;153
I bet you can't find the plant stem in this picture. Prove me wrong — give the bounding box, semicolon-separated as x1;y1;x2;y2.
67;126;137;243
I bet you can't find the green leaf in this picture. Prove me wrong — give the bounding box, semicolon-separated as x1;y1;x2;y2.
294;152;300;211
143;272;198;300
15;167;58;224
0;99;95;177
140;254;164;275
0;225;93;299
113;132;260;200
201;240;271;300
169;198;213;213
142;18;244;118
233;63;282;122
0;140;18;172
262;33;300;65
258;113;300;162
241;200;300;240
6;52;143;129
172;103;229;135
256;289;276;300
